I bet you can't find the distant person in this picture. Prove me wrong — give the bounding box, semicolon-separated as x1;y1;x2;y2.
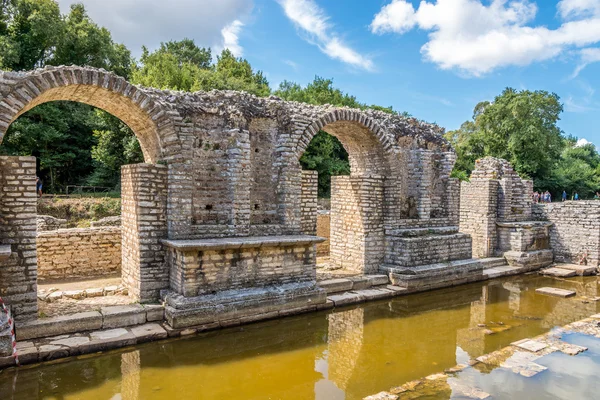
562;190;567;202
545;191;551;203
595;192;600;200
574;192;580;201
36;176;42;198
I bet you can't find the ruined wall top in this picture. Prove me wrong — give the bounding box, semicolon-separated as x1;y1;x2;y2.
470;157;521;180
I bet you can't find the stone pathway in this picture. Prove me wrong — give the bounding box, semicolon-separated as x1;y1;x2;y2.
38;295;133;318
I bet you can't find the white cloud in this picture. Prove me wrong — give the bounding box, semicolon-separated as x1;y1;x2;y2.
57;0;253;57
283;59;299;70
221;20;244;57
277;0;374;71
572;47;600;77
576;137;594;146
370;0;600;76
558;0;600;19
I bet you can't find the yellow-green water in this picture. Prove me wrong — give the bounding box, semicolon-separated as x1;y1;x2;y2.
1;274;600;400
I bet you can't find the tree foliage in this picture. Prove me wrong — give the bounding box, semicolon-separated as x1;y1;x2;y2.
447;88;564;182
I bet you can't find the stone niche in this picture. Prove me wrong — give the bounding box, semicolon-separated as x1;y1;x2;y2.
497;221;553;270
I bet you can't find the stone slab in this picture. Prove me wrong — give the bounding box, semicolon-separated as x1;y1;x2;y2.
101;304;146;329
130;323;168;343
541;267;577;278
319;278;353;294
366;275;390;286
555;263;598;276
512;339;549;352
17;311;103;341
535;287;576;298
350;276;371;290
328;292;365;306
143;304;165;322
85;328;137;353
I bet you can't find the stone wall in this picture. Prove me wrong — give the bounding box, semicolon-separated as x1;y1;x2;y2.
533;202;600;265
459;179;498;258
330;176;384;273
0;156;38;320
36;227;121;281
37;215;66;231
121;164;168;302
300;170;318;235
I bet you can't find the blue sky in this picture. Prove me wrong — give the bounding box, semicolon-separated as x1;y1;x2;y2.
58;0;600;145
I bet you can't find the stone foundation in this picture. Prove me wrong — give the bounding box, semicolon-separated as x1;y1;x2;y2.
36;227;121;281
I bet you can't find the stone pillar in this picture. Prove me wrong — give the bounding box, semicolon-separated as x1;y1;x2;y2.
121;163;168;302
0;156;37;320
459;179;498;258
330;176;384;273
300;170;318;235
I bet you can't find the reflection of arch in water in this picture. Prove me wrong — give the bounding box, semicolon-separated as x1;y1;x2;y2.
0;66;182;162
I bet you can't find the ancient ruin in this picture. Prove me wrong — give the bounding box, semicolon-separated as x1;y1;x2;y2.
0;66;598;362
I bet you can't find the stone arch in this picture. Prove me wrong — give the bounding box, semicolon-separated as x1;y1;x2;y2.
294;109;393;177
0;66;180;163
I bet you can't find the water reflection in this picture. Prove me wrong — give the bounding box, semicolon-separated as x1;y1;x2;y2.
1;275;599;400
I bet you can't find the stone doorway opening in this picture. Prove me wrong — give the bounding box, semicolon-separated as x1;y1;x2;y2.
297;114;392;281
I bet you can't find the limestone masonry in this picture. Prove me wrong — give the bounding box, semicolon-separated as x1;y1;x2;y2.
0;66;598;352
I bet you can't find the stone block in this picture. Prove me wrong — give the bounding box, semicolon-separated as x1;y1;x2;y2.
17;311;103;340
366;274;389;286
328;292;365;307
555;263;598;276
85;328;136;353
541;267;576;278
319;278;353;294
512;339;548;352
101;304;146;329
143;304;165;322
535;287;576;298
130;323;167;343
350;276;371;290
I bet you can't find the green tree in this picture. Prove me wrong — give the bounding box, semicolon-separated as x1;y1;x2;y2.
0;0;137;192
447;88;565;183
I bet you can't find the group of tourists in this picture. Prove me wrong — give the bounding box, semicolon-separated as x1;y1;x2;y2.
533;190;586;203
532;191;553;203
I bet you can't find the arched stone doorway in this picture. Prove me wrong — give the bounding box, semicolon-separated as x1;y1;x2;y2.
295;110;392;274
0;66;179;319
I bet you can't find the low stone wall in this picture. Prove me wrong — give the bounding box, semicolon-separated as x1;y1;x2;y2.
533;202;600;265
37;227;121;281
37;215;67;231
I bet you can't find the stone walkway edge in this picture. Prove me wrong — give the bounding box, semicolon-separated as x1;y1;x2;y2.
0;262;534;370
364;314;600;400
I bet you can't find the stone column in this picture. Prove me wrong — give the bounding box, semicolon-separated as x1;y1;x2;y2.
330;176;384;273
459;179;498;258
300;170;318;235
121;163;168;302
0;156;37;320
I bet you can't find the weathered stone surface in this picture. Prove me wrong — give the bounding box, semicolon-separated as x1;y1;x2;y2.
130;323;167;343
143;304;164;322
367;275;389;286
535;287;576;298
37;227;121;281
512;339;548;352
101;304;146;329
328;292;365;306
86;328;136;352
541;267;577;278
17;311;102;340
555;263;597;276
319;278;353;294
363;392;399;400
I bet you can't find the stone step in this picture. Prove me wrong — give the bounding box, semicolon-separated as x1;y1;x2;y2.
318;275;389;294
382;259;486;290
479;257;508;269
553;263;598;276
540;267;577;278
17;304;164;341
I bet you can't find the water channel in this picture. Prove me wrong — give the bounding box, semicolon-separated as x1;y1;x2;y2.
1;274;600;399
